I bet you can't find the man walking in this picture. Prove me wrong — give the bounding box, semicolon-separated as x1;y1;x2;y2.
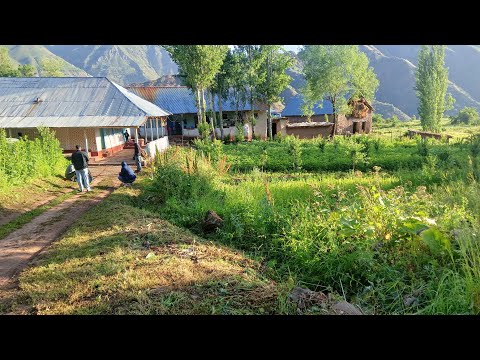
124;129;130;142
134;141;142;173
71;145;92;192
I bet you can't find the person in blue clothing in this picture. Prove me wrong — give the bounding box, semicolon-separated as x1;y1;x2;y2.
118;161;137;186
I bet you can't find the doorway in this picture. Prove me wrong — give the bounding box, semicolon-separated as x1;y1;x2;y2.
100;128;106;150
272;122;278;138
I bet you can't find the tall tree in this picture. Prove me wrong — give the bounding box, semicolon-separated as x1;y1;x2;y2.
0;47;21;77
40;57;65;77
415;45;451;132
255;45;294;140
236;45;265;136
299;45;379;137
211;50;236;140
163;45;228;138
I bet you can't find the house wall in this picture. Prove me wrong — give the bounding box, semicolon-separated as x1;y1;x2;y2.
274;119;289;137
4;127;128;156
253;111;268;139
144;137;169;158
337;110;373;135
286;126;333;139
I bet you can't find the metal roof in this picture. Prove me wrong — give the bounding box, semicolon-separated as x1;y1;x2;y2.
281;94;333;116
286;121;333;128
0;77;171;128
127;86;258;115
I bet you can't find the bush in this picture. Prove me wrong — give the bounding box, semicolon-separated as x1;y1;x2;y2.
0;127;68;189
451;107;480;125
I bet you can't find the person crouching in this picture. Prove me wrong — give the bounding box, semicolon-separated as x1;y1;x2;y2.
118;161;137;187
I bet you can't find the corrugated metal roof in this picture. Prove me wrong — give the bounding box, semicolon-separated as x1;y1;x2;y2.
0;116;146;128
127;86;258;115
282;94;333;116
286;121;333;128
0;77;170;128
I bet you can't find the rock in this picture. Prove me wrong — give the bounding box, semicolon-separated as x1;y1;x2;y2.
203;210;223;233
288;287;328;310
403;296;419;307
331;301;363;315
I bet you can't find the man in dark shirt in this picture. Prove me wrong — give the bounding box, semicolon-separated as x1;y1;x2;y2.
71;145;91;192
134;141;142;173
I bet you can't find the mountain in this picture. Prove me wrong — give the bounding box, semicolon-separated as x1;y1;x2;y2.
5;45;480;120
359;45;480;117
3;45;88;76
45;45;178;86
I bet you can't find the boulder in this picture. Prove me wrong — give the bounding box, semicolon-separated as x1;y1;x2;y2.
288;287;328;310
331;301;363;315
203;210;223;233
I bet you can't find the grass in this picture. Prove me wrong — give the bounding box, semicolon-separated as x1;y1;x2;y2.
3;122;480;315
140;135;480;315
0;183;309;315
0;190;77;240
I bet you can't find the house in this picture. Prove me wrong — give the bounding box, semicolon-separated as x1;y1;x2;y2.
0;77;171;159
126;86;271;140
278;94;374;138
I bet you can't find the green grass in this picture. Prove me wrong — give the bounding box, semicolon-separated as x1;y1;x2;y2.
140;137;480;314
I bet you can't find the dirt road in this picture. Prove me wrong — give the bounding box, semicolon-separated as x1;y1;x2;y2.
0;165;121;290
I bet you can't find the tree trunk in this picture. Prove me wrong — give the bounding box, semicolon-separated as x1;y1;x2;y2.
332;99;337;138
208;90;217;140
267;105;272;141
219;96;224;140
201;88;207;125
196;88;202;128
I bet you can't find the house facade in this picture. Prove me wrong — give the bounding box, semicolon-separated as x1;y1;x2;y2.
279;94;374;138
127;86;272;140
0;77;171;159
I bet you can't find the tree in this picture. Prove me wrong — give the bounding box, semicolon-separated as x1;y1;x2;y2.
0;47;21;77
236;45;265;137
299;45;379;137
255;45;294;140
40;57;64;77
450;107;480;125
211;50;238;140
18;64;36;77
415;45;451;132
163;45;228;138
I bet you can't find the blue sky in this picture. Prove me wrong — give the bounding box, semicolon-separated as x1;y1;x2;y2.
284;45;301;53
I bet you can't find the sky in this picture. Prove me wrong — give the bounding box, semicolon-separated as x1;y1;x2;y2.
284;45;301;53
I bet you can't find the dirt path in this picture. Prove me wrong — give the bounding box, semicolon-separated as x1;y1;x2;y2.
0;165;121;290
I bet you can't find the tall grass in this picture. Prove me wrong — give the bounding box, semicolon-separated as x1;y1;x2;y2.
140;141;480;314
0;127;68;190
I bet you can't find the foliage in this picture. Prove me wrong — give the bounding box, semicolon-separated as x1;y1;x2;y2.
451;107;480;125
141;142;480;314
40;57;65;77
0;47;21;77
299;45;379;135
255;46;294;140
0;127;68;189
415;45;450;132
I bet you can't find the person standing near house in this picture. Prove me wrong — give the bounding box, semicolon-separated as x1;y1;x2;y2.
124;129;130;142
134;141;142;173
71;145;92;192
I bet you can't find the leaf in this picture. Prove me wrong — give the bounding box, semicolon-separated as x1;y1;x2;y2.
145;252;156;260
421;228;451;255
398;218;429;235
